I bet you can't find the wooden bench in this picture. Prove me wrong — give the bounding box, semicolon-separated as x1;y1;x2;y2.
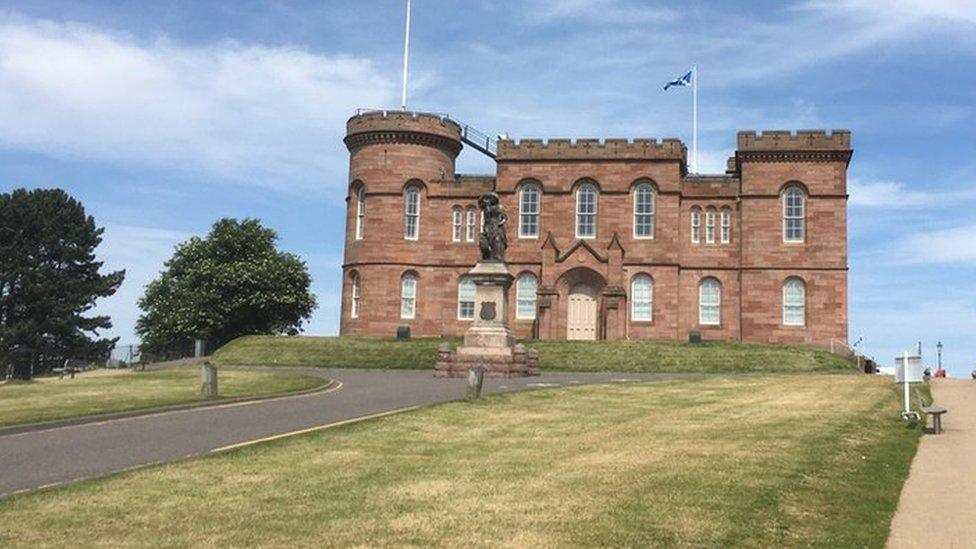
914;388;948;434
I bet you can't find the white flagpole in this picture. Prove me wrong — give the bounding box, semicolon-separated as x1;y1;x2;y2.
692;65;698;174
401;0;411;110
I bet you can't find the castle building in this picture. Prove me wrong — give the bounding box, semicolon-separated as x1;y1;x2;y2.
340;110;851;348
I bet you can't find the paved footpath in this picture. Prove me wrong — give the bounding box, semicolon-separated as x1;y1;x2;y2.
887;378;976;548
0;368;704;498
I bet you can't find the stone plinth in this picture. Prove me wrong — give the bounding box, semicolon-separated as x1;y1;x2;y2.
435;261;540;377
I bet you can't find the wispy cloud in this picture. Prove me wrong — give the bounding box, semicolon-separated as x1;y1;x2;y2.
0;14;396;192
94;224;194;342
885;224;976;264
849;178;976;208
521;0;680;24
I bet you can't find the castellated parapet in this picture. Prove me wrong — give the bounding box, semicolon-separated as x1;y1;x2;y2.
497;138;687;162
737;130;852;151
344;110;463;157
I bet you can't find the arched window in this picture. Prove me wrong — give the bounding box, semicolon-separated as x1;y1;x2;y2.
458;276;475;320
783;185;806;243
720;207;731;244
705;207;716;244
451;207;462;242
633;182;655;239
466;207;477;242
575;182;598;239
691;207;702;244
699;277;721;325
350;272;361;318
783;277;806;326
631;274;653;321
400;273;417;319
404;185;421;240
354;184;365;240
516;273;538;319
518;182;540;238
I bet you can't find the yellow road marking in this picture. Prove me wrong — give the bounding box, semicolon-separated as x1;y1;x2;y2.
210;405;421;453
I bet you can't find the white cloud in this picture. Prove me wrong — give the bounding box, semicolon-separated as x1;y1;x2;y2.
798;0;976;26
93;224;193;343
521;0;679;24
849;178;976;208
886;224;976;264
0;14;396;192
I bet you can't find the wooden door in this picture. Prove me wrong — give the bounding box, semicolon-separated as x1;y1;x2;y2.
567;284;597;340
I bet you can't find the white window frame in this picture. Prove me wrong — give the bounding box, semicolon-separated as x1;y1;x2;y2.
691;208;701;244
518;182;540;239
400;274;417;319
699;277;721;326
451;207;462;242
575;182;598;239
516;273;537;320
350;273;361;318
783;277;806;326
720;207;731;244
457;276;475;320
630;274;653;321
404;186;421;240
783;186;806;243
355;185;365;240
705;207;716;244
633;183;655;239
466;208;476;242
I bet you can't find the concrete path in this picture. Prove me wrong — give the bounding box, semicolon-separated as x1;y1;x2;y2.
0;368;705;498
887;379;976;548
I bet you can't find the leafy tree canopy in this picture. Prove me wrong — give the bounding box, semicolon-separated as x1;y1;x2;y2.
137;218;316;355
0;188;124;365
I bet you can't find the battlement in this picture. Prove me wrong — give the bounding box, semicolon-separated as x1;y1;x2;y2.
346;110;462;142
737;130;851;151
497;138;686;161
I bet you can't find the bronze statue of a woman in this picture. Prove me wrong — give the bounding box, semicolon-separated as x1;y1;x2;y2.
478;193;508;262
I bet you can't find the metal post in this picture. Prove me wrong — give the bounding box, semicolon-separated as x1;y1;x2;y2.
400;0;411;110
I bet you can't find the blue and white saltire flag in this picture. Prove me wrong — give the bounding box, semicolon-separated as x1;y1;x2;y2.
663;70;692;90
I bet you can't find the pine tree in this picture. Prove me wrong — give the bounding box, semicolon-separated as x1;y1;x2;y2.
0;189;125;374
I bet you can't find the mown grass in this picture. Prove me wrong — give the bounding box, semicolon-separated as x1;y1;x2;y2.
212;335;855;373
0;369;325;428
0;375;918;547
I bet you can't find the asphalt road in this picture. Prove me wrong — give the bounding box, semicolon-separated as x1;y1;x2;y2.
0;368;705;498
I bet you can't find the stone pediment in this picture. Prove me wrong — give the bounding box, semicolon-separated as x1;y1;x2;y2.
556;239;607;264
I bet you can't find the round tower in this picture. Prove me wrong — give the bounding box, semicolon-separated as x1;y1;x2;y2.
341;110;463;336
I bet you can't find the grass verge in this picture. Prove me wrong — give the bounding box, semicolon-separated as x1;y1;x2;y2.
0;369;325;428
212;335;854;373
0;375;918;547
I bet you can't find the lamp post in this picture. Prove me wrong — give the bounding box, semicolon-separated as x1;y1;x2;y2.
937;341;943;372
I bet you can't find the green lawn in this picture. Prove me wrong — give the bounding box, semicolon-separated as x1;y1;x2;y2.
0;369;325;428
213;335;855;373
0;375;918;547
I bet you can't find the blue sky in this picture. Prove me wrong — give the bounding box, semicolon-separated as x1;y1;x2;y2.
1;1;974;375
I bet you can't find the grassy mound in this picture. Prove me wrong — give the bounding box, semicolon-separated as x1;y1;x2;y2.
0;375;918;547
212;335;855;373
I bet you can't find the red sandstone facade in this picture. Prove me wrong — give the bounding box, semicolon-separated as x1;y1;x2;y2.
340;110;851;348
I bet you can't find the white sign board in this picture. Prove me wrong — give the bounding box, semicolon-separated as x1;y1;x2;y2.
894;354;924;384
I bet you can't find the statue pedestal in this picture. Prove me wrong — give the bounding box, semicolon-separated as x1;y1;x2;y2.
435;261;539;378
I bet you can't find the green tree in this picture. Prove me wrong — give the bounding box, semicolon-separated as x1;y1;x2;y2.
0;188;125;370
137;218;316;356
